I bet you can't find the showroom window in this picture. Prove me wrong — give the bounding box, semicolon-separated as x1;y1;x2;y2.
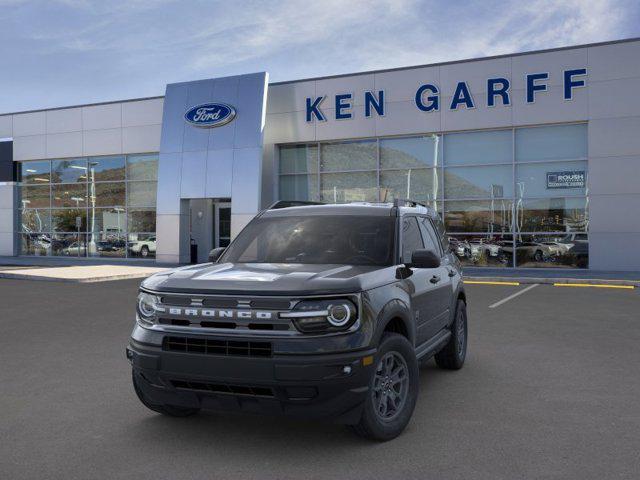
278;123;588;268
17;153;158;259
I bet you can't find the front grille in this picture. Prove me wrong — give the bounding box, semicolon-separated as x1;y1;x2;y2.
201;298;240;308
163;336;272;357
171;379;274;397
248;298;292;310
158;318;290;331
155;295;295;333
158;295;292;310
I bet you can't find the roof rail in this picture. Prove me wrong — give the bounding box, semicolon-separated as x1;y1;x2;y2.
267;200;325;210
392;198;429;209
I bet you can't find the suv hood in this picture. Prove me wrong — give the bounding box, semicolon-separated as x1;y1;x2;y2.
142;262;395;296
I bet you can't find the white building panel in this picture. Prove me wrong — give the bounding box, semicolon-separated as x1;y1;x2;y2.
46;108;82;134
82;128;122;156
122;124;161;154
13;134;46;161
13;111;46;137
0;115;12;138
122;98;164;127
81;103;122;131
46;131;83;158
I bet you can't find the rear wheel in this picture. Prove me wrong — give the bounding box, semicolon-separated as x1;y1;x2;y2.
132;371;200;417
349;333;419;441
435;299;467;370
141;245;149;258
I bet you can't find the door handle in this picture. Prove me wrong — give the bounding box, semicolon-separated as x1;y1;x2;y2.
448;269;456;277
430;275;441;284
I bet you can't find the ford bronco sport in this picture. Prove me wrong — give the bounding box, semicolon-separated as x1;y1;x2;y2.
127;199;467;441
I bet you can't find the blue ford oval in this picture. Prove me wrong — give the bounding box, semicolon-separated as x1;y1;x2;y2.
184;103;236;127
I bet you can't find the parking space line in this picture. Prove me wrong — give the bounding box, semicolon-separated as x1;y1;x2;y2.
464;280;520;286
489;284;539;309
553;283;635;289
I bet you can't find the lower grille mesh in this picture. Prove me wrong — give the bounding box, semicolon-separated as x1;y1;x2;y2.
163;336;272;357
171;380;274;397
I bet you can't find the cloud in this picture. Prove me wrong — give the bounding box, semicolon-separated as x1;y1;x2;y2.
0;0;637;111
320;0;629;72
178;0;633;79
176;0;417;70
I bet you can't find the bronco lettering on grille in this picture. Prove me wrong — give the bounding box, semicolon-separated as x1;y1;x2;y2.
161;307;273;320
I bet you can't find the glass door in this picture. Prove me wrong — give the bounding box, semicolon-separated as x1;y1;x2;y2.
215;202;231;248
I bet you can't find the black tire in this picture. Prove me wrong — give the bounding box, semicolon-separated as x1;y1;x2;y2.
140;246;149;258
435;299;467;370
534;250;543;262
349;333;419;441
132;370;200;417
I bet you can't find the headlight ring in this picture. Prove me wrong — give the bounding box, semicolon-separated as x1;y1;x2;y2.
327;303;354;327
136;292;159;326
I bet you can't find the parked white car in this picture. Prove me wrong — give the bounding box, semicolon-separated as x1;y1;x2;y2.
61;242;86;256
540;241;570;256
469;239;501;257
129;236;156;258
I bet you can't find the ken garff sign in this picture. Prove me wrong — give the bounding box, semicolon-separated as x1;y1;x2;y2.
547;170;586;189
305;68;587;122
184;102;236;128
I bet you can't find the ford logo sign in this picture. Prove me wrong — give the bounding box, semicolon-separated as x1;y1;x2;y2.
184;103;236;128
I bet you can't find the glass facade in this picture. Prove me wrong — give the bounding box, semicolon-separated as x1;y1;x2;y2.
278;124;588;268
17;154;158;259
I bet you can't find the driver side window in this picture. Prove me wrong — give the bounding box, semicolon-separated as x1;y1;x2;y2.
401;217;424;264
418;217;441;256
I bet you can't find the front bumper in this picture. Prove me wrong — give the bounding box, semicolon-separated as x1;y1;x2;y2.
127;335;376;424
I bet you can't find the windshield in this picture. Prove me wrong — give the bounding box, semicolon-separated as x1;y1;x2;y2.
220;215;396;266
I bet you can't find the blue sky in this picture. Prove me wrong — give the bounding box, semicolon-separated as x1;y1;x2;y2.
1;0;639;113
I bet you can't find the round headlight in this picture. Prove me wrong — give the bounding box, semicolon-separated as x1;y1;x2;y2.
327;303;354;327
137;292;158;323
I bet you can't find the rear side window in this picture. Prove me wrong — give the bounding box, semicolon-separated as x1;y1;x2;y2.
418;217;442;256
401;217;424;264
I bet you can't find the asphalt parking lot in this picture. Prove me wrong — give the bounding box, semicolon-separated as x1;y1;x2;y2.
1;278;639;480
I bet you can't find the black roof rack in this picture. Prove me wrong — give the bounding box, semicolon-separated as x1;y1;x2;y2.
268;200;325;210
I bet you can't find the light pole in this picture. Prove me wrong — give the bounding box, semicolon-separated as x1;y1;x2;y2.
72;162;98;255
431;134;439;212
89;162;98;255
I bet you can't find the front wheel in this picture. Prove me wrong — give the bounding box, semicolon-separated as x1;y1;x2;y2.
349;333;419;441
435;299;468;370
140;246;149;258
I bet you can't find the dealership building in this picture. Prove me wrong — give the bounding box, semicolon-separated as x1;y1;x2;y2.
0;37;639;270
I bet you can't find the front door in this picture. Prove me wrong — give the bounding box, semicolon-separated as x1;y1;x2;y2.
417;216;452;335
400;216;442;346
214;202;231;248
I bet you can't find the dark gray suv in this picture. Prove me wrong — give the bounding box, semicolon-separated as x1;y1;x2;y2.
127;199;467;441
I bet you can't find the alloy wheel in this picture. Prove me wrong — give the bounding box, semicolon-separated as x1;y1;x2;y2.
373;352;410;421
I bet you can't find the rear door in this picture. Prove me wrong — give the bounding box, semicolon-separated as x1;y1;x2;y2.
418;216;452;335
400;216;440;346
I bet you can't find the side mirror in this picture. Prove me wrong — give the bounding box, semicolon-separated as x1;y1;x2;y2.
409;249;441;269
208;247;226;263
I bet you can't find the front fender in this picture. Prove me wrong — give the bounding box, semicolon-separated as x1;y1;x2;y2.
374;298;415;346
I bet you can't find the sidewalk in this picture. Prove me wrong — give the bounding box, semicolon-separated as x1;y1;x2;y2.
0;264;169;283
1;256;638;286
0;256;178;268
464;267;640;287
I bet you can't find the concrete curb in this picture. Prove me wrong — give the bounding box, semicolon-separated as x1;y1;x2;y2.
465;276;640;287
0;272;156;283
